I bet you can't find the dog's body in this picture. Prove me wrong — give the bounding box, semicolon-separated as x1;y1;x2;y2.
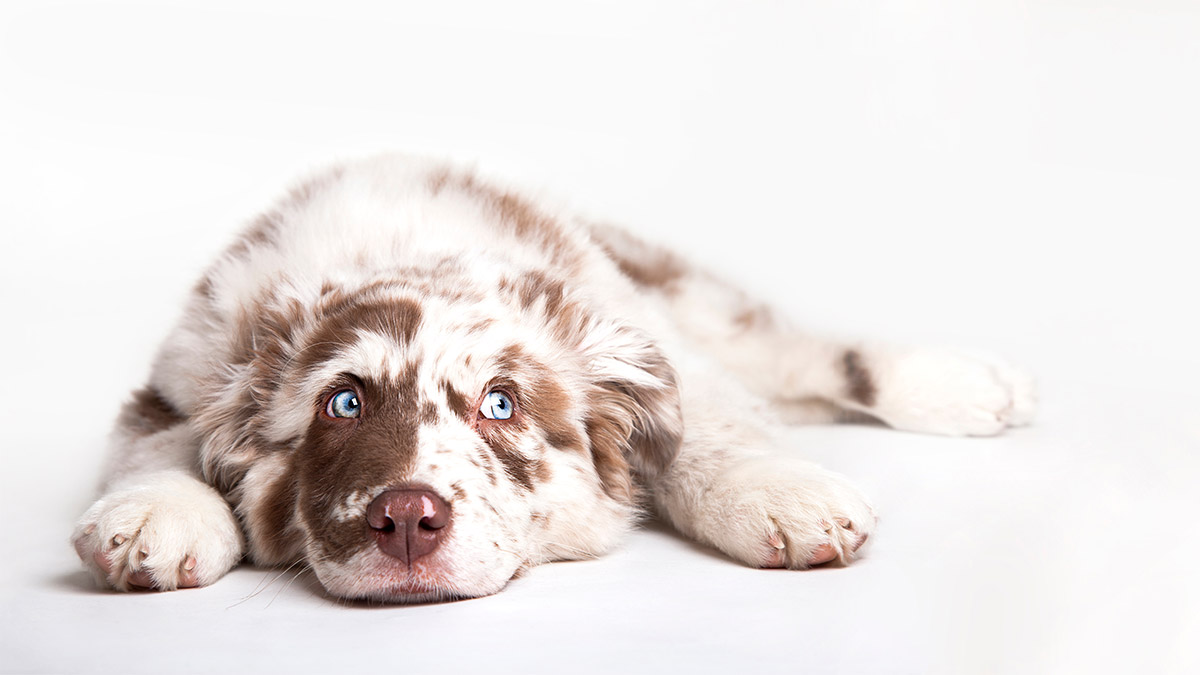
72;155;1035;601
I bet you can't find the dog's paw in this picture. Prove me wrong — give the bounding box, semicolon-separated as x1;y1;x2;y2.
71;472;244;591
693;458;876;569
871;348;1037;436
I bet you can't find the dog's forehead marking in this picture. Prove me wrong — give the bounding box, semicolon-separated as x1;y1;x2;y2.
289;294;424;379
343;330;413;381
293;268;575;409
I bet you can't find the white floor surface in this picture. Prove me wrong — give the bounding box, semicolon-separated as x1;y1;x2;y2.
1;2;1197;673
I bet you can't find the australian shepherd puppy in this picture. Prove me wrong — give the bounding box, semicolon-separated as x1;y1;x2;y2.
72;155;1035;602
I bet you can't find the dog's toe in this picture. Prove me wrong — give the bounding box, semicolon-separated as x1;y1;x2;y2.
695;457;877;571
72;474;244;592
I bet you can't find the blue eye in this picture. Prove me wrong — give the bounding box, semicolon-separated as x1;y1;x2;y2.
327;390;362;419
479;391;514;420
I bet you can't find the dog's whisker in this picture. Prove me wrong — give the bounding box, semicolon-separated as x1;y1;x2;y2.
265;562;312;609
225;558;309;609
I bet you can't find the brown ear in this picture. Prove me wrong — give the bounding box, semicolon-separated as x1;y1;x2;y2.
191;301;303;494
576;320;683;501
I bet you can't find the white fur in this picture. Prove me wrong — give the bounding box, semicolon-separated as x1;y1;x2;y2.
72;154;1036;599
860;347;1037;436
72;470;243;591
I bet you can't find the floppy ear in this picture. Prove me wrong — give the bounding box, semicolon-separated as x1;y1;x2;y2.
190;301;304;495
574;319;683;501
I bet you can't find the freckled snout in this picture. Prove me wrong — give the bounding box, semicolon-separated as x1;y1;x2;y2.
366;488;451;565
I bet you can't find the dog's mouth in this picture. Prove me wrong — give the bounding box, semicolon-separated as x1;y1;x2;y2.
312;553;464;603
350;572;461;604
307;540;517;603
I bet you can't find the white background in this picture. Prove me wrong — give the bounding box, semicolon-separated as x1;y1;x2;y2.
1;1;1197;673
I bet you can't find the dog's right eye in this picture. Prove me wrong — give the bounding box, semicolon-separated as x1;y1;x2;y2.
326;390;362;419
479;390;514;420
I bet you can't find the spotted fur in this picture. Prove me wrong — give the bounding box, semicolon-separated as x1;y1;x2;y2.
73;155;1037;601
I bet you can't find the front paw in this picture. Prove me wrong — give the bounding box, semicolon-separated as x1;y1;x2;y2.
693;458;876;569
71;472;244;591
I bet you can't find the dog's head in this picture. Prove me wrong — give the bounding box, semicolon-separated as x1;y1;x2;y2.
194;269;681;601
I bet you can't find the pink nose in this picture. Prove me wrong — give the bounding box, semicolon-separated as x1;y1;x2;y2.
366;488;451;565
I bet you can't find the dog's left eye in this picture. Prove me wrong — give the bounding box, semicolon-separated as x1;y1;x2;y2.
479;391;514;420
327;390;362;419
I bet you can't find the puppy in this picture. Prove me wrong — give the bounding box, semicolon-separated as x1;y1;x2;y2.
72;155;1035;602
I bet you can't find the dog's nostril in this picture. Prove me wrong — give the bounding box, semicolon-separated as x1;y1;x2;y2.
365;487;451;565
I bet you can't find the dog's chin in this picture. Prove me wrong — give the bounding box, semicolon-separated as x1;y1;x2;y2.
311;548;514;604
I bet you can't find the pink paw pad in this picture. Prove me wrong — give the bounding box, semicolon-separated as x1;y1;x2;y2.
807;543;839;566
763;532;787;568
87;536;200;590
804;519;869;567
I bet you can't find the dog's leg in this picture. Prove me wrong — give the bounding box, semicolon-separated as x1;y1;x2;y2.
589;225;1036;436
703;315;1037;436
71;388;243;591
649;365;877;569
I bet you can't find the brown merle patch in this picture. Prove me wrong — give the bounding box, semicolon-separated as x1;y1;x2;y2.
244;461;302;564
588;223;688;291
118;387;184;437
493;344;586;455
491;317;683;503
588;332;683;481
193;295;313;493
584;405;634;503
428;171;583;268
193;275;215;301
535;459;552;483
842;350;877;407
512;271;567;316
490;440;536;492
472;446;499;485
474;391;540;492
294;297;424;375
575;331;683;502
296;370;425;564
733;304;775;332
441;380;473;422
427;167;452;194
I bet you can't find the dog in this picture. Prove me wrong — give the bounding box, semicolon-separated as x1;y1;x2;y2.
71;155;1036;602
